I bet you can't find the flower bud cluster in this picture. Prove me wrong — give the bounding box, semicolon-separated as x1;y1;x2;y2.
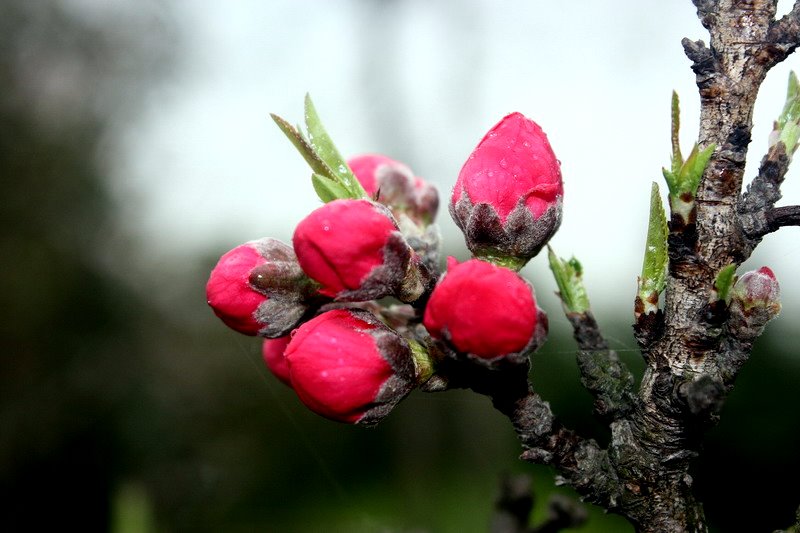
207;156;439;425
208;107;562;425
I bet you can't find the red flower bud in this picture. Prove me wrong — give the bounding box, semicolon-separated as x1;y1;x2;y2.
285;308;416;425
423;257;543;361
451;112;563;268
732;266;781;314
206;238;315;337
262;335;292;387
293;198;424;302
348;154;439;225
729;266;781;339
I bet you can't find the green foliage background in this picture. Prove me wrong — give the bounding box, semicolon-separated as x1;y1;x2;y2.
1;2;798;532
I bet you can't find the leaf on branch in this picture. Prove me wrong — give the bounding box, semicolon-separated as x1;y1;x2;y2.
662;91;715;202
772;71;800;155
547;246;590;314
311;173;351;203
271;95;367;203
714;264;737;302
638;182;668;311
303;94;366;198
670;90;682;176
271;113;334;178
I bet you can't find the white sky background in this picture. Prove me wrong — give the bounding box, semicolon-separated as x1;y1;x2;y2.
113;0;800;333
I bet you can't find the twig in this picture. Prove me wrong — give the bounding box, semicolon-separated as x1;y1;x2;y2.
566;311;635;420
766;205;800;231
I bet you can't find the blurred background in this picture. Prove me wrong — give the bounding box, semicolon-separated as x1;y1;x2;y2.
2;1;799;531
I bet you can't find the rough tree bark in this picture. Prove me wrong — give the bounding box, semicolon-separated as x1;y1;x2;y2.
440;2;800;531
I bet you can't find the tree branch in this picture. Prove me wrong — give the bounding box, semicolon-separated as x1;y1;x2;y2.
740;141;790;244
770;1;800;61
490;474;534;533
766;204;800;231
567;311;635;420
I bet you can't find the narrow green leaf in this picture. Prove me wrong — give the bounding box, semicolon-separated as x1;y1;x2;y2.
639;182;668;298
662;168;678;197
678;142;715;196
714;264;737;302
777;71;800;131
311;173;351;203
688;143;715;193
296;123;309;144
304;94;366;198
271;113;335;179
779;119;800;154
548;246;590;314
671;91;683;175
774;72;800;154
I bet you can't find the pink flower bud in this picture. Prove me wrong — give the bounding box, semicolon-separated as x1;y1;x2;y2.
285;308;416;425
293;199;424;302
262;336;292;387
451;112;563;268
206;238;315;337
423;257;543;361
348;154;439;225
732;266;781;314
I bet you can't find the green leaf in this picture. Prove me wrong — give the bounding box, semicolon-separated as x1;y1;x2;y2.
777;71;800;132
272;96;370;203
639;182;668;300
311;173;351;203
304;94;366;198
679;142;715;196
772;72;800;155
548;246;590;314
270;113;334;179
662;91;715;201
662;168;678;197
670;90;683;175
714;264;737;302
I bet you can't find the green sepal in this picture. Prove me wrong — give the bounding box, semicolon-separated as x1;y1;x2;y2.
714;264;737;303
638;183;668;302
408;339;435;384
475;253;528;272
547;246;590;314
311;173;351;203
303;94;366;198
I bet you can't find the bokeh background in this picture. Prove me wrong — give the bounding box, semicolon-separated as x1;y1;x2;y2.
2;1;799;531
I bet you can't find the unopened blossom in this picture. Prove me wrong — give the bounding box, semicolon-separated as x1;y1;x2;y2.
451;112;563;269
206;238;317;337
729;266;782;340
262;335;292;387
292;198;425;302
285;308;416;425
423;257;544;361
348;154;439;225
